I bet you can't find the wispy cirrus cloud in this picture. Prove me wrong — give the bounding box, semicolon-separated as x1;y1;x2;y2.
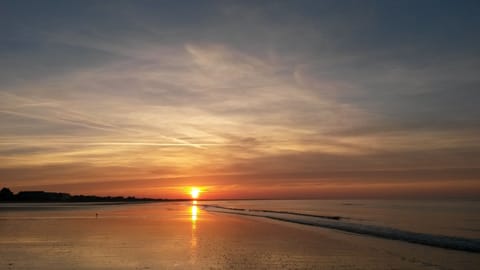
1;1;479;198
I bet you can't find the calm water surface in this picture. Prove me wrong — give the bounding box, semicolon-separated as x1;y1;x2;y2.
210;199;480;238
1;200;479;269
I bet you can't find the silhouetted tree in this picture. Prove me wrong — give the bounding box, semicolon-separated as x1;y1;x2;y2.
0;187;14;201
0;187;166;202
16;191;71;201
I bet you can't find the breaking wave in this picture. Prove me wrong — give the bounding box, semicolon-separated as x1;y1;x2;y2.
203;204;480;253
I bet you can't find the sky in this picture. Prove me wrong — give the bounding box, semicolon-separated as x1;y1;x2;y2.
1;0;479;199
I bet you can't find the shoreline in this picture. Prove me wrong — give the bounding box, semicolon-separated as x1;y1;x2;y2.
1;201;479;269
203;204;480;253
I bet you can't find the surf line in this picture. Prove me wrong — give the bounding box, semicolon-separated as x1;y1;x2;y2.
202;205;480;253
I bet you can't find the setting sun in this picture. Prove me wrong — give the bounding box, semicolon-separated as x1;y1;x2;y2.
1;2;479;269
190;187;200;199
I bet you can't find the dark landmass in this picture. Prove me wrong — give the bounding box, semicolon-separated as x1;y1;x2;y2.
0;187;187;203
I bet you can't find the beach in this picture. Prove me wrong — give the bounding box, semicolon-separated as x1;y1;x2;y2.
2;1;480;269
1;202;479;269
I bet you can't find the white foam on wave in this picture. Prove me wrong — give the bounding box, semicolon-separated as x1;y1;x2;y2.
203;204;480;253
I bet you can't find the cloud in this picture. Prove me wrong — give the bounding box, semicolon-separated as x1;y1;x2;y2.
1;1;479;198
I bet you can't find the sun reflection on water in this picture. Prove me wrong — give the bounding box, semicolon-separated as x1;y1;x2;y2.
190;202;198;264
191;205;198;224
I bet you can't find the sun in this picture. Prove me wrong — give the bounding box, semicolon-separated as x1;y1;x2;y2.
190;187;200;199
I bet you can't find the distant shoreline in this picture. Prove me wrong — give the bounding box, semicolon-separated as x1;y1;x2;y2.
0;187;192;203
0;199;191;204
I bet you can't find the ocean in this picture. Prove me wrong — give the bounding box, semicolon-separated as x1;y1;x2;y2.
205;199;480;251
1;200;479;269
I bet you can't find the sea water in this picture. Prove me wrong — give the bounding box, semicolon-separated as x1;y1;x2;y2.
1;200;479;269
204;199;480;252
1;200;479;252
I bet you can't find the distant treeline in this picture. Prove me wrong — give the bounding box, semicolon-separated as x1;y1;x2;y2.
0;187;173;202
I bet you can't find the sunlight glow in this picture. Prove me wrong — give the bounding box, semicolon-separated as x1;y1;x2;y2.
190;187;200;199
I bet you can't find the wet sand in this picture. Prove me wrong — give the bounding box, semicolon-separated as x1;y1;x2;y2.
0;202;478;269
